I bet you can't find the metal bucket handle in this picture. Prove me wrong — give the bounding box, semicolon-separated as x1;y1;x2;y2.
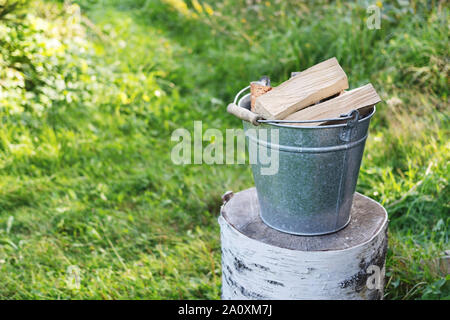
227;86;262;126
228;85;361;128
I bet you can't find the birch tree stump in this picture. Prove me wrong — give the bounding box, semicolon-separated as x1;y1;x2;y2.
219;188;388;300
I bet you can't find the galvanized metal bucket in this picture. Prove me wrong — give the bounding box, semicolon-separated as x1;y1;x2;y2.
233;86;376;236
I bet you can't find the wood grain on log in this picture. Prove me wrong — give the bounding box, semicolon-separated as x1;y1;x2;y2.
254;57;349;120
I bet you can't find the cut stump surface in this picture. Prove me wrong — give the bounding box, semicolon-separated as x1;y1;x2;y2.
219;187;388;300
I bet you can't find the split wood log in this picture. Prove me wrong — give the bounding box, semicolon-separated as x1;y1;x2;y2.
254;57;349;120
284;83;381;125
219;188;388;300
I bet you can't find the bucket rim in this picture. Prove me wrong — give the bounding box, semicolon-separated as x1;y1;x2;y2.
237;91;376;129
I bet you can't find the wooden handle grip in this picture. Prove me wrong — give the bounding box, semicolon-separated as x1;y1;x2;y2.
227;103;262;126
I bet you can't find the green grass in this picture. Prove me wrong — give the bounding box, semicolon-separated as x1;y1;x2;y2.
0;0;448;299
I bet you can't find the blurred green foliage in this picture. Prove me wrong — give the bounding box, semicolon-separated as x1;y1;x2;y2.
0;0;448;299
0;0;99;118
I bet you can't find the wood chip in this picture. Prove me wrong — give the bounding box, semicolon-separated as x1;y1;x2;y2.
250;77;272;112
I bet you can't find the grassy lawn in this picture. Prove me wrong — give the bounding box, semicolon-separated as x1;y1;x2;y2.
0;0;448;299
